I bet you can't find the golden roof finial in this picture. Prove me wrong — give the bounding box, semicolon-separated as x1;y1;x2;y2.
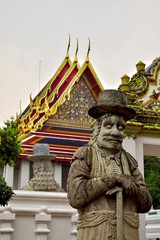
119;74;130;92
66;34;71;59
136;61;145;73
30;94;32;101
19;99;22;115
16;112;19;120
74;38;79;63
29;94;34;108
85;37;90;63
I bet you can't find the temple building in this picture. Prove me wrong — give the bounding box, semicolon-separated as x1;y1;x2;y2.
4;41;160;194
11;40;104;191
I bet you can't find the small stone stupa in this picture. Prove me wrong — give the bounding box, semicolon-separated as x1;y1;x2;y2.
22;143;64;192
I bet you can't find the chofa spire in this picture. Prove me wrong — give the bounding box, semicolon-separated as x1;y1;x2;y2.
66;34;71;59
73;38;79;63
85;37;90;63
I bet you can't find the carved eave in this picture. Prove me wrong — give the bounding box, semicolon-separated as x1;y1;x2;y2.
125;121;160;138
125;89;160;137
125;101;160;138
18;53;73;139
19;61;80;138
22;51;72;116
125;102;160;138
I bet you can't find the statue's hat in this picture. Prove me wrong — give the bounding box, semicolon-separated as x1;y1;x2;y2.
28;143;56;161
88;89;136;120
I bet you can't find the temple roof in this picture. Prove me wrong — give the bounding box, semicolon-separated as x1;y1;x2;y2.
18;41;104;161
19;44;103;136
119;57;160;138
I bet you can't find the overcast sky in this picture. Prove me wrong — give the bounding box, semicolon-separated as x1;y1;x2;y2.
0;0;160;126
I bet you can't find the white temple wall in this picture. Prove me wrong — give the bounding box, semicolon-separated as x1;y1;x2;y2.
123;137;136;158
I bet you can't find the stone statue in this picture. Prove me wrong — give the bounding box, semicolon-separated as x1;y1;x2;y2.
22;143;63;192
67;90;152;240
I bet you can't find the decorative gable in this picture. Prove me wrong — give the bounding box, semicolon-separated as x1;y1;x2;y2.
46;76;97;128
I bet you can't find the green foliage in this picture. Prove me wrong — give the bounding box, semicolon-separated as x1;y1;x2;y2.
0;117;22;166
144;155;160;209
0;117;22;205
0;175;14;206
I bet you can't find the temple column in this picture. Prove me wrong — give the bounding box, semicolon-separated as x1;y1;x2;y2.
19;158;30;189
3;165;14;188
124;137;146;240
123;137;136;157
54;162;62;187
135;137;145;240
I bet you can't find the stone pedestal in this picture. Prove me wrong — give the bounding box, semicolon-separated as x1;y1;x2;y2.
0;207;15;240
35;206;51;240
71;212;78;240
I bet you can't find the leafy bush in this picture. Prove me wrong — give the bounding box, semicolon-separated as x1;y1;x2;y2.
0;175;14;206
144;155;160;209
0;117;21;166
0;117;21;205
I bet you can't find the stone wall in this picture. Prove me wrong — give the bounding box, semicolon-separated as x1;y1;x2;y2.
0;191;77;240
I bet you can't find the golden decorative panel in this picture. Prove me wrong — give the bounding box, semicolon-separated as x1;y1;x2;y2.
46;77;96;126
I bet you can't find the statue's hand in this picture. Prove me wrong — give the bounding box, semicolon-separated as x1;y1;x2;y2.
102;174;117;190
115;174;136;195
106;186;123;195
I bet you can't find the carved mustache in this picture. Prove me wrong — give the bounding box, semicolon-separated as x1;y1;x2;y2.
102;136;123;143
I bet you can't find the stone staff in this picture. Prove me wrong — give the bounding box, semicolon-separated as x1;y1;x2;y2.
116;188;123;240
106;186;123;240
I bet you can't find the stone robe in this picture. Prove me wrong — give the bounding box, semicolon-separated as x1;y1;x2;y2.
67;144;152;240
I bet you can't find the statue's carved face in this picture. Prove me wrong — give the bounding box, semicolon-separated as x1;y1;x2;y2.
97;115;126;152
